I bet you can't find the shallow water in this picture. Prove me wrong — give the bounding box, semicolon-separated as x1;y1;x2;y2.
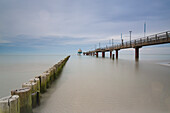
32;55;170;113
0;54;170;113
0;55;66;98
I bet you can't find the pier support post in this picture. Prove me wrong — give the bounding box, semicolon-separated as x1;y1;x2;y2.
110;51;112;58
96;52;98;57
135;47;140;61
102;52;105;58
112;54;114;60
116;50;119;59
0;95;20;113
11;88;32;113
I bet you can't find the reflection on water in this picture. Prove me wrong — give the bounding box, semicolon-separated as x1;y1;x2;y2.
31;55;170;113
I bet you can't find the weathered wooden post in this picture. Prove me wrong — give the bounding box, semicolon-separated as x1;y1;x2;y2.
29;78;40;106
29;78;40;93
39;75;47;93
11;88;32;113
0;95;20;113
22;82;38;108
43;72;51;88
35;75;41;92
50;67;56;79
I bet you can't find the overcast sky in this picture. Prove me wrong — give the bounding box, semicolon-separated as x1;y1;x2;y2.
0;0;170;54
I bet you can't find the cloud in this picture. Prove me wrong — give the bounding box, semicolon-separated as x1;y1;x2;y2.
0;39;11;44
0;0;170;54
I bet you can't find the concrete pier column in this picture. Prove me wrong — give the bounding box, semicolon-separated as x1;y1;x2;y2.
11;88;32;113
0;95;20;113
110;51;112;58
102;52;105;58
96;52;98;57
135;47;139;61
112;54;114;60
116;50;119;59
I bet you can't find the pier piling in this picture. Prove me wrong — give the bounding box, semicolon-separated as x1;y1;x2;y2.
110;51;112;58
96;52;98;57
135;47;140;61
116;50;119;59
112;54;114;60
102;52;105;58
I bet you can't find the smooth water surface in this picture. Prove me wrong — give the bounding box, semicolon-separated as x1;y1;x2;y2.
32;55;170;113
0;55;66;98
0;54;170;113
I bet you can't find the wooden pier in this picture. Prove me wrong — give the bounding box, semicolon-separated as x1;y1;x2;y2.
83;31;170;60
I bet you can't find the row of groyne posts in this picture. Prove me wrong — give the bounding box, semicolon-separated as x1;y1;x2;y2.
0;56;70;113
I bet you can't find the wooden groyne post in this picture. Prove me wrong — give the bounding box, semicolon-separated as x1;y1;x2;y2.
11;88;32;113
0;95;20;113
22;82;38;108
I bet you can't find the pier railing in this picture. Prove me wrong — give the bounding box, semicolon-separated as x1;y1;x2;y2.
95;31;170;51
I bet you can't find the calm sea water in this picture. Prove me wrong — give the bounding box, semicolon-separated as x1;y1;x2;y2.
0;55;66;98
0;54;170;113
